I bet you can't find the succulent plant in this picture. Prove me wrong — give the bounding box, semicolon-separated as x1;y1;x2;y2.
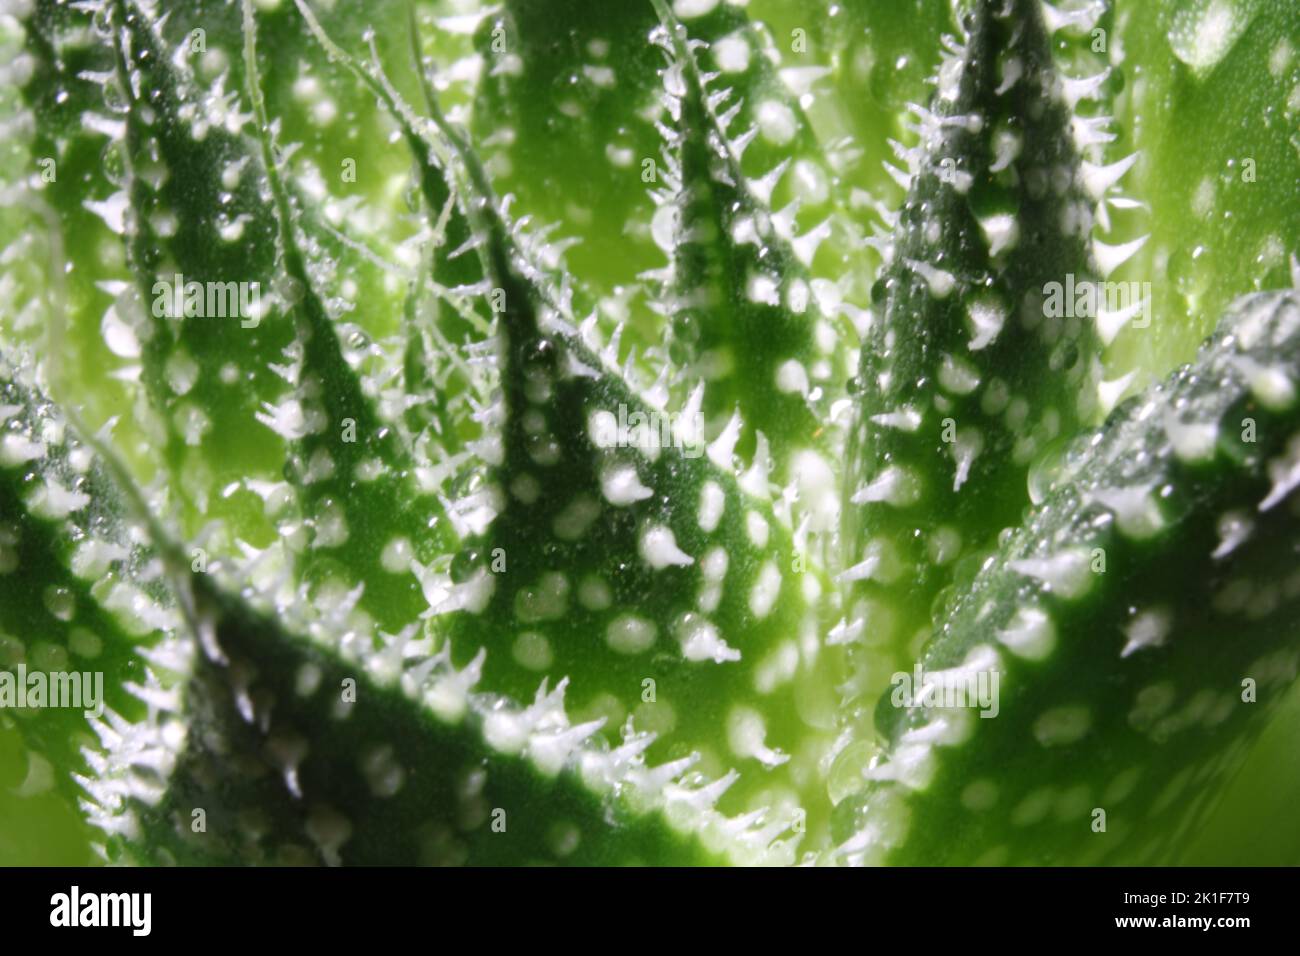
1;0;1298;866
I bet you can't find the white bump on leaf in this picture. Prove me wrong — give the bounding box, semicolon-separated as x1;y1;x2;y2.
640;525;694;569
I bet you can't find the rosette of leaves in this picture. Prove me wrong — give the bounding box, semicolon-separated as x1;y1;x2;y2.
0;0;1297;866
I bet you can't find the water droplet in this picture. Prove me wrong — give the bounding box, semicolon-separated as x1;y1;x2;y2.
1168;245;1210;297
101;141;127;188
103;78;129;115
450;548;482;584
827;740;877;804
43;586;75;622
1027;441;1068;505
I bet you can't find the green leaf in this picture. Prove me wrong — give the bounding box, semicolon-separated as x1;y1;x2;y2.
1103;0;1300;384
10;0;155;474
0;354;741;867
0;352;185;845
468;0;663;337
96;571;739;866
106;0;462;631
108;0;295;533
652;0;850;463
835;289;1300;865
293;0;491;458
287;3;838;853
838;0;1105;764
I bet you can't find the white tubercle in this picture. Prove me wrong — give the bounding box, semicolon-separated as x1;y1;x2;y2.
601;461;654;506
640;524;694;569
